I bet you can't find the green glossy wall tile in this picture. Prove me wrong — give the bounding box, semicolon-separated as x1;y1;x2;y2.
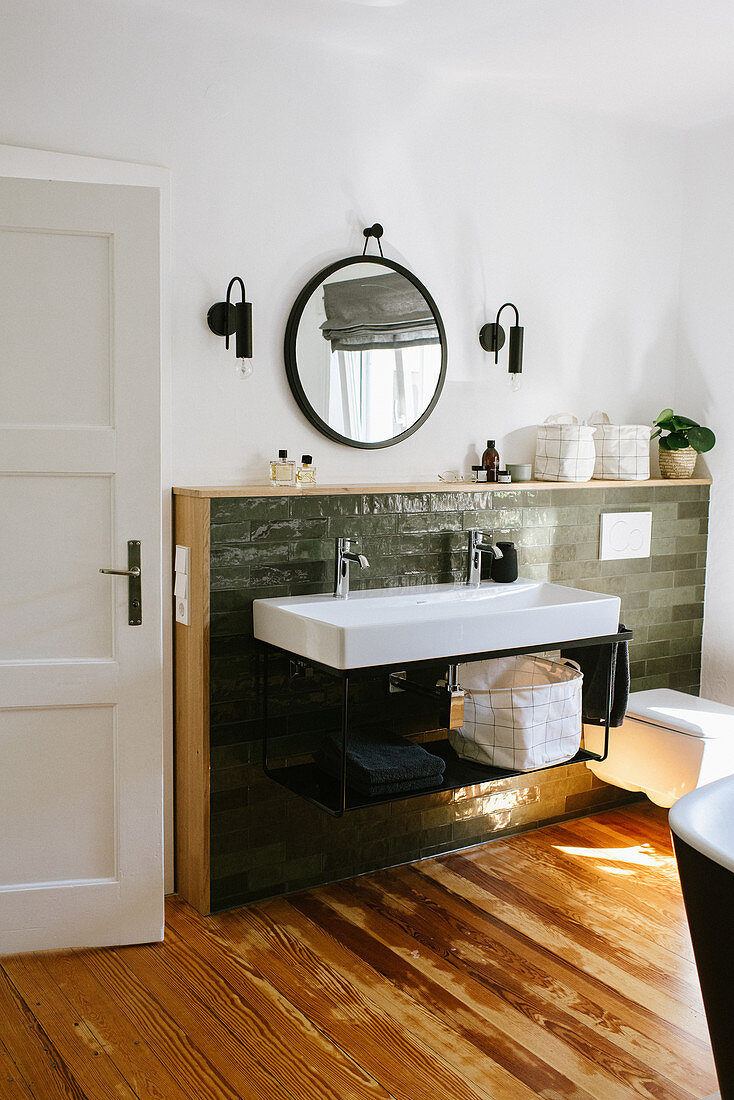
250;518;328;541
398;511;463;533
328;513;398;537
430;490;493;511
289;495;363;518
212;497;289;524
362;492;433;513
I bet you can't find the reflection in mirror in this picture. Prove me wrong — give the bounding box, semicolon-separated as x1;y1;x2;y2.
293;261;443;445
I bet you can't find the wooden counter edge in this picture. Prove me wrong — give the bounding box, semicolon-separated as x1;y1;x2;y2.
173;477;712;499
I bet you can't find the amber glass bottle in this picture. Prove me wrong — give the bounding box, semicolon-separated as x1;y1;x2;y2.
481;439;500;482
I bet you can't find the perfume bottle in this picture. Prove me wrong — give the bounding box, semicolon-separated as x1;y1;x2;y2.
296;454;317;485
269;449;295;485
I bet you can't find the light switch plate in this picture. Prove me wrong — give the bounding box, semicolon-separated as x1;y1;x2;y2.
600;511;652;560
174;544;190;574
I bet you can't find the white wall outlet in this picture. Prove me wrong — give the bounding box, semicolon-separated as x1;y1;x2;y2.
175;597;190;626
599;511;652;560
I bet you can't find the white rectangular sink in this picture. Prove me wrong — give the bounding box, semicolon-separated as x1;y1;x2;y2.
253;579;621;670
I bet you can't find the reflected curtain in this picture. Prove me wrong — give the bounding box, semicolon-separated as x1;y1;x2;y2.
321;273;439;352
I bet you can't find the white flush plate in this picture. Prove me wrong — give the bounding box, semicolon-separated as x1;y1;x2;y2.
600;511;652;560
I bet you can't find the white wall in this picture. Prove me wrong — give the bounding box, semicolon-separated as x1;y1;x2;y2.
678;119;734;705
0;0;683;486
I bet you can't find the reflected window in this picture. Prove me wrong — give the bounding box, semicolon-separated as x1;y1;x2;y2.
328;345;439;442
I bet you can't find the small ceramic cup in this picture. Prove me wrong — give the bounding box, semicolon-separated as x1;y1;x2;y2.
506;463;532;482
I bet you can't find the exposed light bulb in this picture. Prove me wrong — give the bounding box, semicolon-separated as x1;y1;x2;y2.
236;358;254;379
511;373;522;392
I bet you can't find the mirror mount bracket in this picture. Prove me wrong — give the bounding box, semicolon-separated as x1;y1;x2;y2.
362;223;384;257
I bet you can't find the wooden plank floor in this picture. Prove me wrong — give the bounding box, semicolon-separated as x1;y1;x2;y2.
0;803;719;1099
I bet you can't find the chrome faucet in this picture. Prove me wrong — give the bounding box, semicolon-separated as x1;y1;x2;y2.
466;529;503;587
333;537;369;598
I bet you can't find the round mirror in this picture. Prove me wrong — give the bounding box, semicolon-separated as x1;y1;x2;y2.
285;256;447;448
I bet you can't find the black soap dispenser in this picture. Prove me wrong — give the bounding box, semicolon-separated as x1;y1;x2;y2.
492;541;518;583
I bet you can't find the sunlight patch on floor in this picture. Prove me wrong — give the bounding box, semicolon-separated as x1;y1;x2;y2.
554;842;676;872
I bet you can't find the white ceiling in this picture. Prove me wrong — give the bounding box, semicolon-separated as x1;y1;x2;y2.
172;0;734;129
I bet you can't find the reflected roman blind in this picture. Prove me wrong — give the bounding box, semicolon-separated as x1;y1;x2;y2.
321;273;439;352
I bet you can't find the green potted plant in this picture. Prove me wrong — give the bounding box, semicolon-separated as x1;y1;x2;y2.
652;409;715;478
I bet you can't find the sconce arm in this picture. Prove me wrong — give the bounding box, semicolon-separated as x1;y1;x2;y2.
493;302;521;363
225;276;247;351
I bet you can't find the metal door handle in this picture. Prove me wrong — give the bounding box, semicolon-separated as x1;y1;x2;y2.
98;540;142;625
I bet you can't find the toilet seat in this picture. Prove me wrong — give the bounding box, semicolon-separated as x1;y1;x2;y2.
627;689;734;740
585;688;734;808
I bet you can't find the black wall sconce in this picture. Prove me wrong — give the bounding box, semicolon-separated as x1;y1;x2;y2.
207;276;253;377
479;302;524;375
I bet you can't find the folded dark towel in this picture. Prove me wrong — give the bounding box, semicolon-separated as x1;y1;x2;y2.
316;727;445;796
561;625;630;727
317;756;445;797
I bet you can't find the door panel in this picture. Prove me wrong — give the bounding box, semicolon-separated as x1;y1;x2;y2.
0;474;113;659
0;227;112;427
0;706;116;885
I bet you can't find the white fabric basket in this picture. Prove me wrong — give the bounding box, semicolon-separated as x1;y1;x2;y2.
590;411;651;481
449;656;583;772
534;415;596;482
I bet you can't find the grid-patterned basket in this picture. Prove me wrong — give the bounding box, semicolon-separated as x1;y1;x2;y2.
534;415;596;482
449;656;583;772
590;411;651;481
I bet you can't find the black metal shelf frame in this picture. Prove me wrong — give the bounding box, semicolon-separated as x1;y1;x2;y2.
261;630;632;818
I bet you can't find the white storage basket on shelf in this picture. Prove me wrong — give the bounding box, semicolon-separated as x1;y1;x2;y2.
534;415;596;482
449;655;583;772
590;411;651;481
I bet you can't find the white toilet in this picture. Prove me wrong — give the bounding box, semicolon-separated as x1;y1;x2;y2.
584;688;734;808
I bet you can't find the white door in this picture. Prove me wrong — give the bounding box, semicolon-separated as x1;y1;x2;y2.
0;177;163;953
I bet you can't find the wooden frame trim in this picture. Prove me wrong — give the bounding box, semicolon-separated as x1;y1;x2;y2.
174;494;211;914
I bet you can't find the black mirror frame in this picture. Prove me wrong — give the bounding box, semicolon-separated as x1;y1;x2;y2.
284;255;447;449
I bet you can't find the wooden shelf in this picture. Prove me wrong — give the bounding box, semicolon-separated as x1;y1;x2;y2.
173;477;711;499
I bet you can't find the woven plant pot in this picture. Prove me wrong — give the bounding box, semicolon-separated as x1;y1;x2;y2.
659;444;697;478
